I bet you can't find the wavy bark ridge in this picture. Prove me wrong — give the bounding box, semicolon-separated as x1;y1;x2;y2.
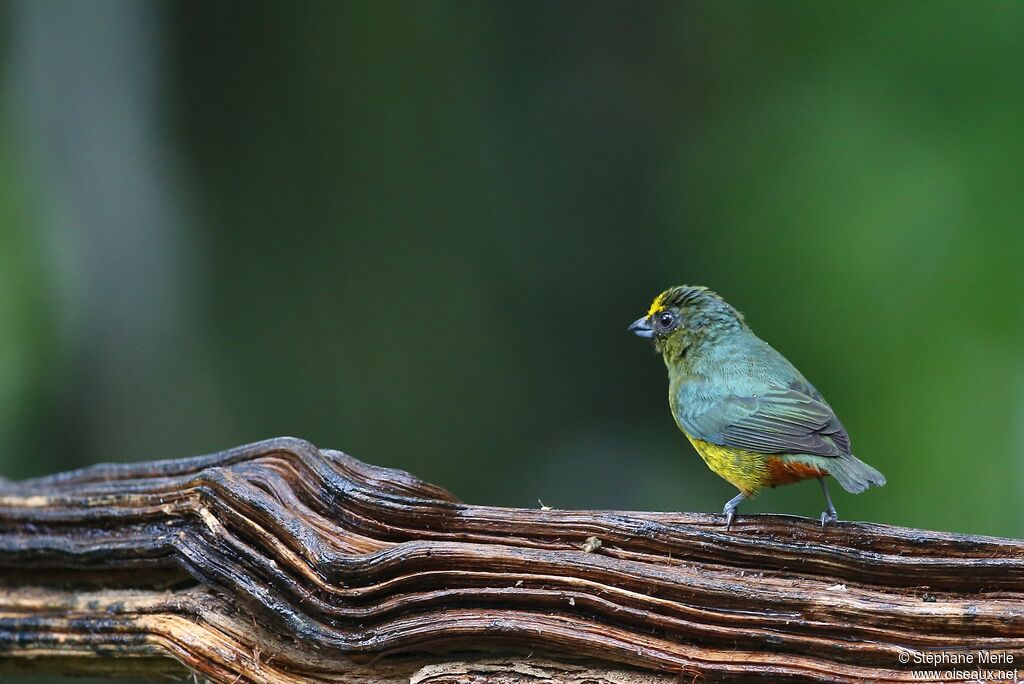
1;437;1021;683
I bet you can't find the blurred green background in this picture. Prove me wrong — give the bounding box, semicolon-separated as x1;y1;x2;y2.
2;0;1023;587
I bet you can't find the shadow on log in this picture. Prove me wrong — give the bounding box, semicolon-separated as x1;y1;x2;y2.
1;437;1022;682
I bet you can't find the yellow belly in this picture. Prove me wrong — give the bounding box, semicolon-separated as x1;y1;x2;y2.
684;435;769;496
684;434;828;496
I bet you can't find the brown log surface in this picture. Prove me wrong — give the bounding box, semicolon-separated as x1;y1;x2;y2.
1;437;1022;683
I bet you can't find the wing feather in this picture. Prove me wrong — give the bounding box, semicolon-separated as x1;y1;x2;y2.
680;382;851;458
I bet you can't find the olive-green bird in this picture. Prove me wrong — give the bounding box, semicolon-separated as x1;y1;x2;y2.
629;285;885;527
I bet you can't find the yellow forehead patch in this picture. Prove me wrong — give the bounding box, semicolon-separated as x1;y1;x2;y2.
646;293;666;317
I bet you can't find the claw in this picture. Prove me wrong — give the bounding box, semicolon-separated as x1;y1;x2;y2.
721;492;745;531
817;477;839;528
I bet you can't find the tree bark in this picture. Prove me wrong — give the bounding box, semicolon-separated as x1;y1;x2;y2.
1;437;1021;682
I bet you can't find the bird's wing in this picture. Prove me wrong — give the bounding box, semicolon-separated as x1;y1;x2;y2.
680;381;851;458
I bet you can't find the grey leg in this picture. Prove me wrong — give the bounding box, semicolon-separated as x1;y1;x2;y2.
818;477;838;527
722;492;746;530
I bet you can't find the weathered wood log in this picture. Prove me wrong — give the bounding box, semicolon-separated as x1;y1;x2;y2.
1;437;1022;683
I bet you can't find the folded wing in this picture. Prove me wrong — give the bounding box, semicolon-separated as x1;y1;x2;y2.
680;381;851;458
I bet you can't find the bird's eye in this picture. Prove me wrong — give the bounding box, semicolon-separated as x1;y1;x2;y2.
656;311;677;332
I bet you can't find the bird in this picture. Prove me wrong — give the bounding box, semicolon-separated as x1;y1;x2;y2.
629;285;884;528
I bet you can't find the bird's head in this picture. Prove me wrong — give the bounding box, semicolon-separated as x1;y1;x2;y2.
628;285;745;359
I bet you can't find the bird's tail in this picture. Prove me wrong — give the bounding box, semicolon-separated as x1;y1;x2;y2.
828;454;886;494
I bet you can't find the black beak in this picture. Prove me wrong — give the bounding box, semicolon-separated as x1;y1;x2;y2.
628;316;654;339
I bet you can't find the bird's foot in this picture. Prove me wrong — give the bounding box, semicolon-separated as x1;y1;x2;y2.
817;477;839;528
721;493;746;531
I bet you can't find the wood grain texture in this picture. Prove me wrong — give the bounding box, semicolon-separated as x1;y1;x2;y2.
1;437;1022;683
